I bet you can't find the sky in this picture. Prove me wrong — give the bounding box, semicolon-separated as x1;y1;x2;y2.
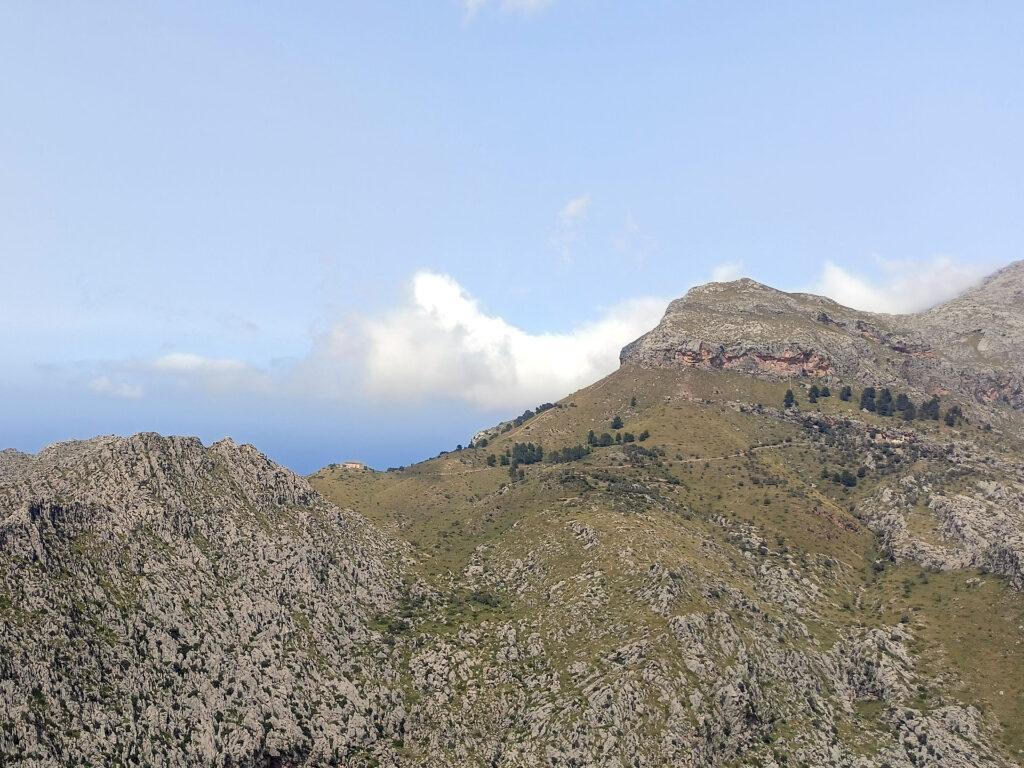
1;2;1022;472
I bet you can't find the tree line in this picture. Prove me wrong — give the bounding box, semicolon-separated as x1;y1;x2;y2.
485;413;652;480
784;385;963;426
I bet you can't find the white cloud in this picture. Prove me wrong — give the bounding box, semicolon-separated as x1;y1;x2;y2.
710;261;745;282
811;256;987;314
350;271;665;409
88;376;143;400
504;0;554;10
462;0;554;17
559;194;591;224
152;352;249;373
144;352;271;394
96;271;662;412
554;193;591;265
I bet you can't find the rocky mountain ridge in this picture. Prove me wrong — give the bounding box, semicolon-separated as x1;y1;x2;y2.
1;434;408;766
621;260;1024;413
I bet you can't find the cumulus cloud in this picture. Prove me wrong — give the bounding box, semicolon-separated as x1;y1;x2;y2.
811;256;987;314
710;261;745;282
350;271;665;409
88;376;143;400
95;271;663;412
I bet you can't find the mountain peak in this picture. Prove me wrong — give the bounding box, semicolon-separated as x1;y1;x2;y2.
621;261;1024;412
0;432;322;528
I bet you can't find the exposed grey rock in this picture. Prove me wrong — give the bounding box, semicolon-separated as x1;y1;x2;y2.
0;434;406;767
861;470;1024;590
621;261;1024;415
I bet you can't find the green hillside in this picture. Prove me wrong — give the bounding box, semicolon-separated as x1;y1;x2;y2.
313;365;1024;766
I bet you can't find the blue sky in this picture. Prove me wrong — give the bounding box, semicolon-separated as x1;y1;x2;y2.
2;2;1022;472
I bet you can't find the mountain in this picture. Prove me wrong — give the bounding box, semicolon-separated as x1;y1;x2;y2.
0;434;409;766
4;262;1024;767
622;260;1024;413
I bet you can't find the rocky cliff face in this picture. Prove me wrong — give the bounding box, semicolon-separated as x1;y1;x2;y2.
621;261;1024;413
0;434;408;767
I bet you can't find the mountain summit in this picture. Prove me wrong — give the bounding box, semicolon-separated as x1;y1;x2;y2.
622;261;1024;413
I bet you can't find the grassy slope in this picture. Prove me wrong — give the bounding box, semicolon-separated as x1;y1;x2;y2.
312;365;1024;761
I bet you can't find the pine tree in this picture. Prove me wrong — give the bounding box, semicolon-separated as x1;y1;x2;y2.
638;430;650;442
859;387;877;412
821;386;831;397
877;388;893;416
943;404;963;427
783;389;796;408
839;385;852;401
486;454;497;467
808;385;820;403
511;442;543;465
610;415;624;429
918;396;941;420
